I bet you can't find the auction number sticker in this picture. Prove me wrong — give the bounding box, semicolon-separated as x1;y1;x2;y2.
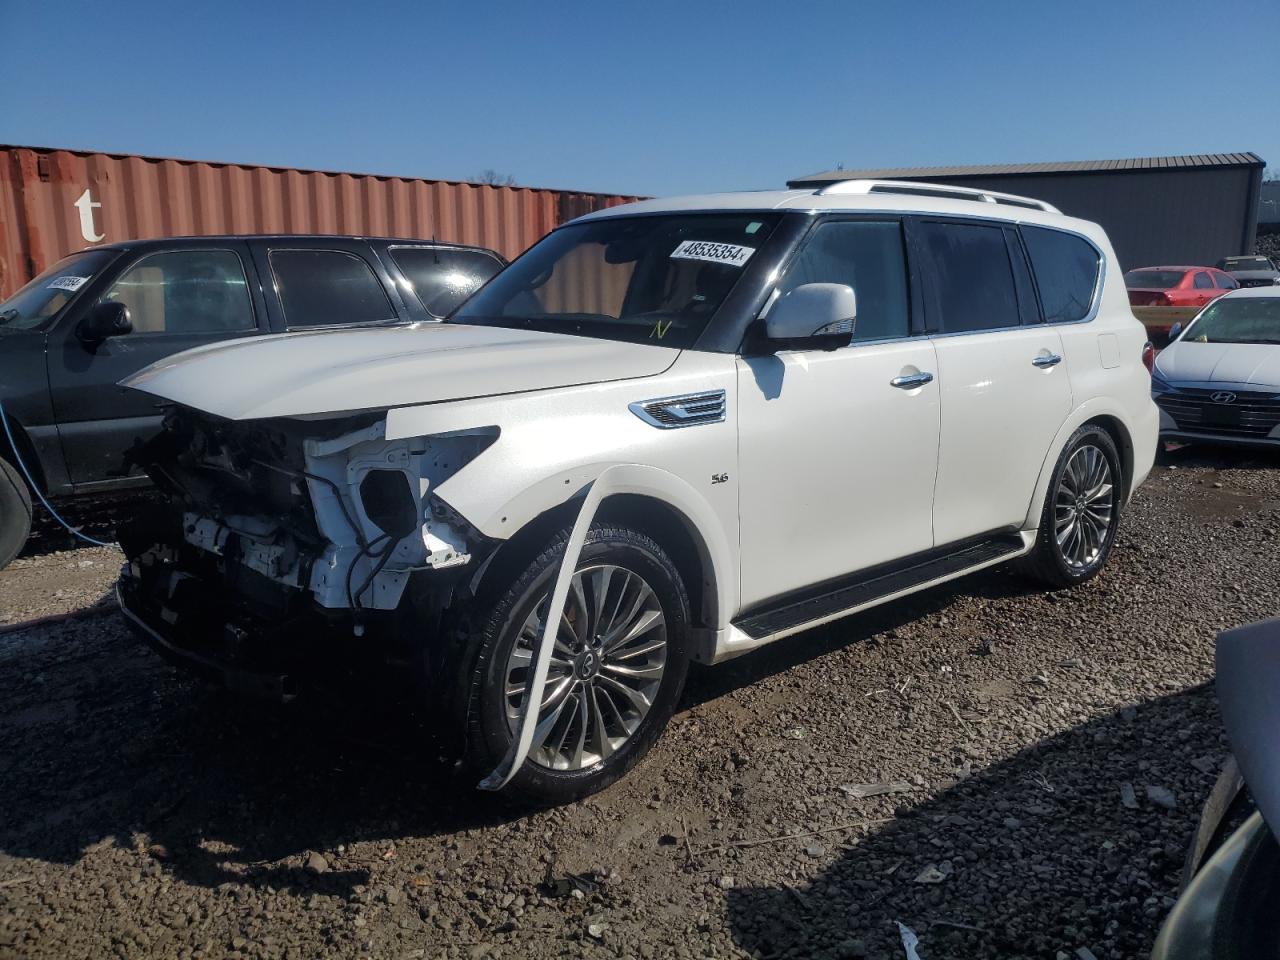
47;276;89;292
670;240;755;267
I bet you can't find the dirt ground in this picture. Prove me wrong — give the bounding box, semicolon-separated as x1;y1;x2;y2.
2;446;1279;960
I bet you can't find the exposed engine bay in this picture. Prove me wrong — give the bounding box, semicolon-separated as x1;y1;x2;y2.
117;406;499;692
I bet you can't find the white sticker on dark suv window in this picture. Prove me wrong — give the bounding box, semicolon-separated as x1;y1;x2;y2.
670;240;755;267
47;276;89;292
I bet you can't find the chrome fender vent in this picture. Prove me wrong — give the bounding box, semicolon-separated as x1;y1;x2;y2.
629;390;727;429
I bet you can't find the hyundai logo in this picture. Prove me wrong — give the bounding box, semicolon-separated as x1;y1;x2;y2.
1211;391;1238;404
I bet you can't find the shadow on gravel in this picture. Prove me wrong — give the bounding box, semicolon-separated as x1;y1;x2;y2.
0;563;1045;904
684;565;1038;709
1158;443;1280;473
19;489;156;558
724;684;1225;960
0;618;516;900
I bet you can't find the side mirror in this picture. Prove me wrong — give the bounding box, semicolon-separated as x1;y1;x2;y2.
78;301;132;346
1168;322;1182;341
763;283;856;352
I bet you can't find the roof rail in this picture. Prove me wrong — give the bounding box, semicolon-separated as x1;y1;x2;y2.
813;178;1061;214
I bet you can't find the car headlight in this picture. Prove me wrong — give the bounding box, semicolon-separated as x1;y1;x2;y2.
1151;368;1175;393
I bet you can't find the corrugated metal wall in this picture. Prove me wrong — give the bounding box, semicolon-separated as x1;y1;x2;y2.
890;167;1262;270
0;145;643;298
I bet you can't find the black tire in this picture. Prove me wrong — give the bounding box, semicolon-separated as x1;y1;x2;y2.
455;523;691;805
0;457;33;570
1020;424;1123;589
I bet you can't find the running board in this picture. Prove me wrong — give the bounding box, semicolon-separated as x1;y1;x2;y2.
733;534;1024;641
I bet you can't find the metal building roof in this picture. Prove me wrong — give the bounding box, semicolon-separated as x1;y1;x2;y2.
789;152;1266;187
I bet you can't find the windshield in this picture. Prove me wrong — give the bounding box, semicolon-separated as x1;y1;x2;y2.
1181;296;1280;345
1221;257;1275;272
451;213;781;348
0;250;117;331
1125;269;1185;289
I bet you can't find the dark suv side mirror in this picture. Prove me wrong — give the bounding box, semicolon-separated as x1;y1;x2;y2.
78;302;133;347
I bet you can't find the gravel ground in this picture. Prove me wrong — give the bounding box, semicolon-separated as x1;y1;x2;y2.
2;448;1279;960
1255;230;1279;262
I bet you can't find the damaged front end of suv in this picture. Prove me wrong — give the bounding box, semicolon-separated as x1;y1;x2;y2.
118;405;497;700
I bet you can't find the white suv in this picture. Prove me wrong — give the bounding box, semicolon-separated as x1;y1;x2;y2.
117;180;1159;802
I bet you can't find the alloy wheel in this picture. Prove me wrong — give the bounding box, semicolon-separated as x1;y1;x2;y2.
503;563;668;771
1054;443;1115;572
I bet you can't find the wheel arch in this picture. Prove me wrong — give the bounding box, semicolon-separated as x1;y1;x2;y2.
463;465;734;650
0;408;46;496
594;493;718;633
1022;401;1141;531
1085;414;1135;498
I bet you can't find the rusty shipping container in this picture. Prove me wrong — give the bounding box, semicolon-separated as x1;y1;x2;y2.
0;144;643;298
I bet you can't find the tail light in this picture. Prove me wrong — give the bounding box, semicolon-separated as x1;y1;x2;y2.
1151;292;1171;306
1141;341;1156;374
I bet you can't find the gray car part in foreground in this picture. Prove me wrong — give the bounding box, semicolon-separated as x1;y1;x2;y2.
1152;617;1280;957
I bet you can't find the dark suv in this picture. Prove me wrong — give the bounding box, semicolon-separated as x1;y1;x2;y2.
0;234;505;567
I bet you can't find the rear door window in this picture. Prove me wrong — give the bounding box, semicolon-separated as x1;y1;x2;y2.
100;249;255;334
775;220;910;342
915;221;1022;333
388;246;503;317
1125;270;1186;288
1193;272;1214;290
269;249;396;328
1021;226;1102;323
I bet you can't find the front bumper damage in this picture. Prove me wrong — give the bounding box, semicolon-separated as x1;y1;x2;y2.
117;407;495;699
118;405;618;791
117;562;319;701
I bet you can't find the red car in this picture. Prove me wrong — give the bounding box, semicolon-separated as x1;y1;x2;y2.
1125;265;1238;308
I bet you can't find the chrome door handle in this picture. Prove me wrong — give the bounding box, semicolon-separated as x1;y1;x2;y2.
890;372;934;389
1032;354;1063;368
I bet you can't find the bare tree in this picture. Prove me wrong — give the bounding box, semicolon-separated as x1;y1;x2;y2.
475;169;517;187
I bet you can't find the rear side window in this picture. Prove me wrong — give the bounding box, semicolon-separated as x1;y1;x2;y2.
388;247;503;317
776;220;910;341
270;250;395;328
1021;226;1101;323
1125;270;1186;288
101;249;255;334
916;221;1021;333
1193;272;1213;290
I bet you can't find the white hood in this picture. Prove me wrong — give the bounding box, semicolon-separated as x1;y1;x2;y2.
1156;340;1280;389
123;323;681;420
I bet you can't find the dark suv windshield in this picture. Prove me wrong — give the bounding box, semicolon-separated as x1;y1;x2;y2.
451;214;781;348
1181;296;1280;345
0;250;117;331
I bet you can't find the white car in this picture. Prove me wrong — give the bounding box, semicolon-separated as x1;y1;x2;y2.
1152;287;1280;448
117;180;1159;802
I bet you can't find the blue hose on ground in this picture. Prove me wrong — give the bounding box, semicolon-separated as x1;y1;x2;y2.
0;400;112;548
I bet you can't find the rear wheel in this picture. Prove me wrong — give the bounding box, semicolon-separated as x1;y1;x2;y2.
457;524;691;804
1021;425;1122;589
0;458;33;570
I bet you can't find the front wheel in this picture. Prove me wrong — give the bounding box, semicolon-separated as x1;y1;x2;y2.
0;458;33;570
457;524;691;804
1020;425;1123;589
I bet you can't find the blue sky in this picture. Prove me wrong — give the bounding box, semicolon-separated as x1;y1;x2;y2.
2;0;1275;197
